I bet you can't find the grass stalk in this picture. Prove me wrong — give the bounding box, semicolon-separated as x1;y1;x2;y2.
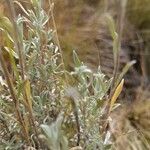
0;49;31;145
5;0;25;81
5;1;40;147
48;0;68;85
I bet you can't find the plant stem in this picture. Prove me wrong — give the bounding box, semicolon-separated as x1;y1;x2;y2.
0;49;31;145
48;0;69;85
5;0;26;81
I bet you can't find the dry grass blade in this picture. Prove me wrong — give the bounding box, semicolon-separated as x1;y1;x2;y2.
0;49;31;145
109;79;124;113
5;0;26;80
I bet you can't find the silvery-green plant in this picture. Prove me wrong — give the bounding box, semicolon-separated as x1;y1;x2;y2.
0;0;135;149
63;51;113;149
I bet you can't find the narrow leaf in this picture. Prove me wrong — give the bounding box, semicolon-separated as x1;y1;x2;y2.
73;50;82;67
116;60;136;86
109;79;124;112
24;79;32;111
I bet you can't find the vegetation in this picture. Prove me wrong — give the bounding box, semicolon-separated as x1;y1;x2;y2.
0;0;149;149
